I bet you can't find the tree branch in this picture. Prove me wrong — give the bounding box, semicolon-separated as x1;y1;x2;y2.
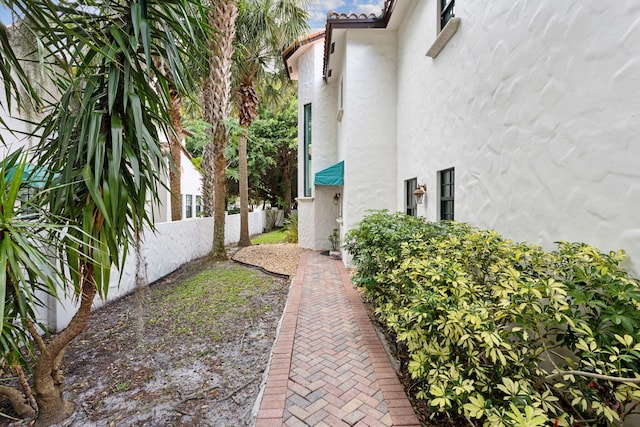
13;364;37;411
545;370;640;384
26;319;48;356
623;400;640;418
0;385;36;418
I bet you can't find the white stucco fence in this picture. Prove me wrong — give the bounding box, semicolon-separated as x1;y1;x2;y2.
47;210;269;331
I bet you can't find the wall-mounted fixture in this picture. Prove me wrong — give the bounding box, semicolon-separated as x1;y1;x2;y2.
333;192;341;205
413;184;427;204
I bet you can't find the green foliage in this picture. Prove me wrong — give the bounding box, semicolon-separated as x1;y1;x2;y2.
251;229;286;244
344;211;640;426
247;94;298;206
343;210;450;291
222;95;298;206
33;0;207;298
0;0;208;421
282;212;298;244
184;119;212;158
0;152;66;365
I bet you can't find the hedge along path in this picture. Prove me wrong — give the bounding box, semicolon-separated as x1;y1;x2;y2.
342;211;640;427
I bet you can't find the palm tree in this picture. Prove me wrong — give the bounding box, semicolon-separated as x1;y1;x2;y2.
0;0;207;424
233;0;308;246
201;0;238;259
160;63;184;222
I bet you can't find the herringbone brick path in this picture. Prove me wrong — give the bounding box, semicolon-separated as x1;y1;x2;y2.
255;252;421;427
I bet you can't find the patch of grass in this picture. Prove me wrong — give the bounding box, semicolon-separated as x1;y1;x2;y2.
113;380;130;392
251;229;286;244
150;264;275;340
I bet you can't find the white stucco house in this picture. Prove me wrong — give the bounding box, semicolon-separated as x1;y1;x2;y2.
285;0;640;275
151;140;203;223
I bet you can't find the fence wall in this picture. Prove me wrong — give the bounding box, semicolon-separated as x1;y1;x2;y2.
49;210;269;331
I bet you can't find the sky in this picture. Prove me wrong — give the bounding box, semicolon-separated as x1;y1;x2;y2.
0;1;386;30
0;5;12;25
306;0;385;30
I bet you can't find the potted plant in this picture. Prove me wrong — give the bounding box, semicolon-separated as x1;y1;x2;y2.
329;228;341;259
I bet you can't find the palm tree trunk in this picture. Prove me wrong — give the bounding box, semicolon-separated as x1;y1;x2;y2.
237;129;250;246
212;123;229;257
168;85;183;221
201;0;238;258
31;262;97;426
237;81;258;246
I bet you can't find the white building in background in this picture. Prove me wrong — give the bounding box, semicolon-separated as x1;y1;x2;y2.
151;142;203;223
285;0;640;275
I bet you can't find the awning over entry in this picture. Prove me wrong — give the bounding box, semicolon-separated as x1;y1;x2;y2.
314;160;344;186
5;164;56;189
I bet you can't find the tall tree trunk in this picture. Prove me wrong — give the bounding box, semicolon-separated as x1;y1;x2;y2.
201;0;238;258
201;143;215;217
31;262;97;426
212;123;228;257
237;129;250;246
237;81;258;247
168;85;183;221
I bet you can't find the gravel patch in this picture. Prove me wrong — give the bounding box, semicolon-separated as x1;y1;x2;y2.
231;243;306;278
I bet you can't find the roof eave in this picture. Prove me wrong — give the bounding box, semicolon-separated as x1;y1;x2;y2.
282;30;326;80
322;0;397;82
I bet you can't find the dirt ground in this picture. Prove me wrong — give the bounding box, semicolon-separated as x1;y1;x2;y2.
3;245;304;427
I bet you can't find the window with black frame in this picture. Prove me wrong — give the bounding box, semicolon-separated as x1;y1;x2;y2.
303;103;312;197
185;194;193;218
441;0;455;30
405;178;417;216
18;187;40;219
440;168;454;220
196;195;202;217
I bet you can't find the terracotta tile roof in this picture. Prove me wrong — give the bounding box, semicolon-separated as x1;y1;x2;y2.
282;1;397;81
326;11;379;21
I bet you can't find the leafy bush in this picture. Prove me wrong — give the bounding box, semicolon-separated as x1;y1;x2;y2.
344;211;640;426
282;212;298;243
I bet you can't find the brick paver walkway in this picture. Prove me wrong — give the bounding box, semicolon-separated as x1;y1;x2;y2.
255;252;421;427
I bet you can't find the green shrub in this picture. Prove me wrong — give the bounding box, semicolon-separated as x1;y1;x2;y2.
343;210;450;292
282;212;298;243
345;211;640;426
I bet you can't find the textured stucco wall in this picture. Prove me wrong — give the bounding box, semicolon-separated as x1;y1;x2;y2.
395;0;640;274
297;198;315;249
295;39;318;249
51;211;267;330
294;29;399;253
0;23;53;158
342;30;398;240
314;186;341;250
296;38;344;250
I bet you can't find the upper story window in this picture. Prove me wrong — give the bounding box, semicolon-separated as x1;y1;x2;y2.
440;0;455;31
303;103;312;197
405;178;417;216
427;0;460;58
439;168;454;220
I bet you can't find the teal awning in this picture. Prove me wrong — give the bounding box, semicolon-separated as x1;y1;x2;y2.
314;161;344;186
6;164;57;189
